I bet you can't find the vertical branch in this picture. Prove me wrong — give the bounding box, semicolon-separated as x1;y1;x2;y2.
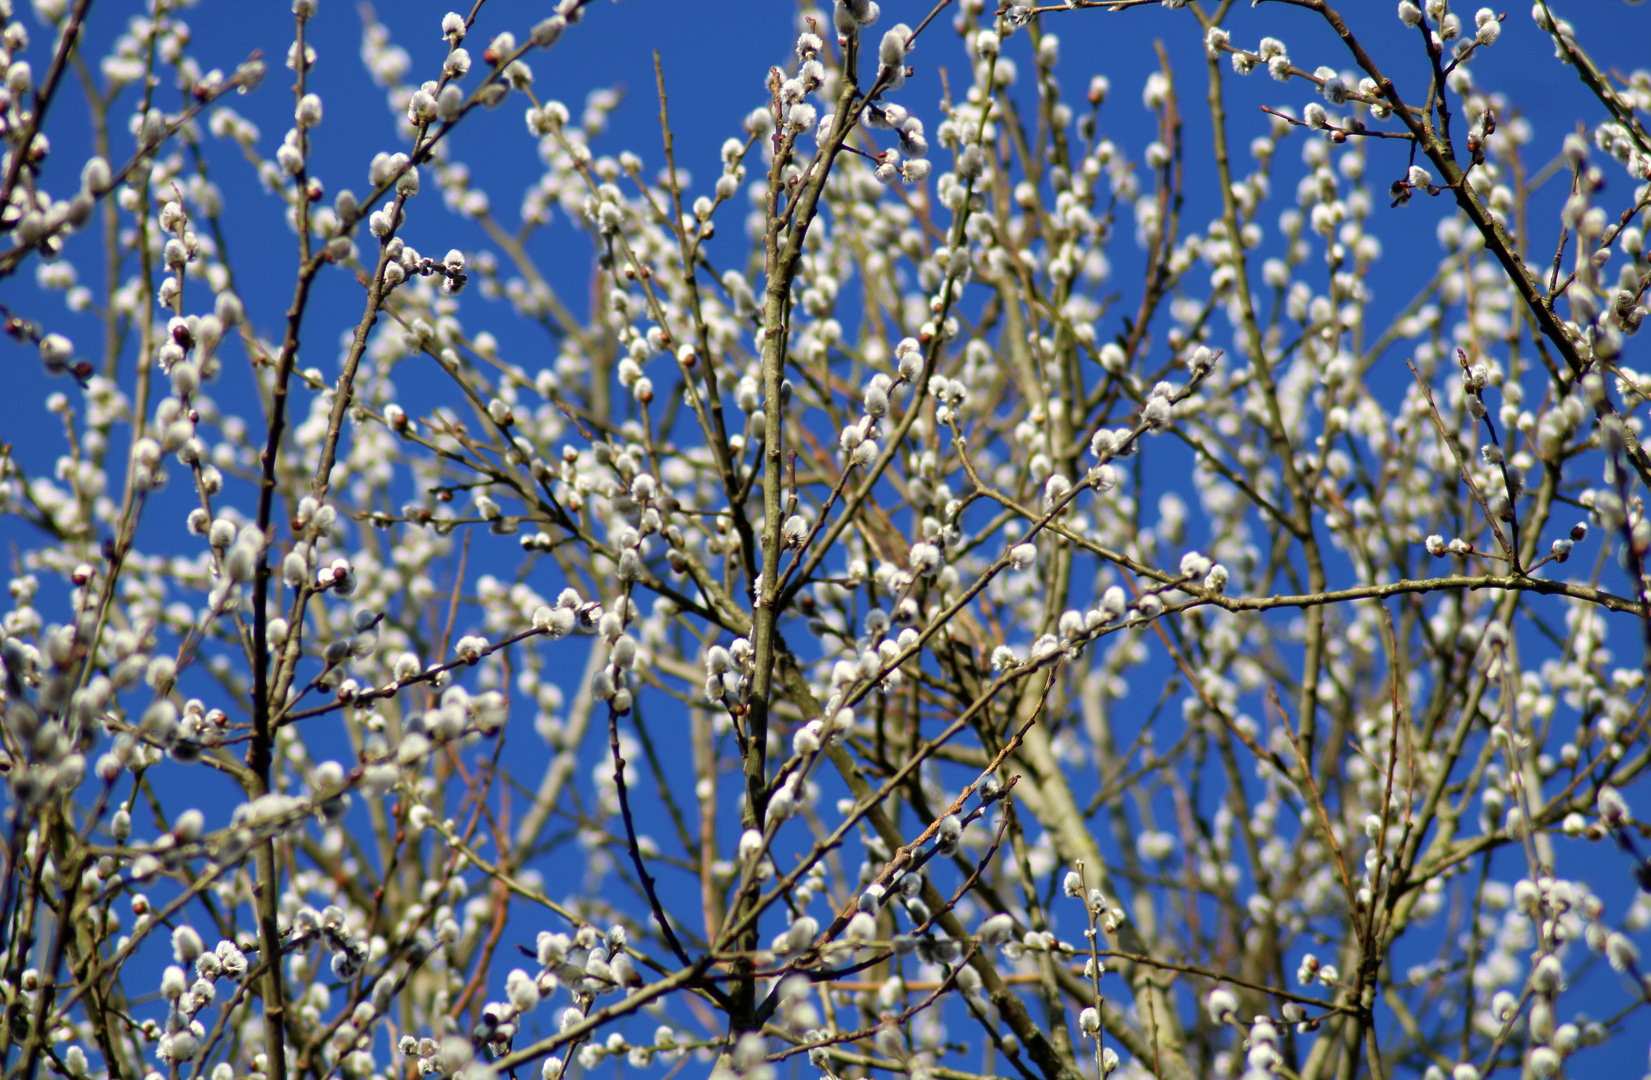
243;10;319;1080
0;0;95;220
1200;13;1328;757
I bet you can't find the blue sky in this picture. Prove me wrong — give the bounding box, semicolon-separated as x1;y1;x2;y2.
6;0;1651;1075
